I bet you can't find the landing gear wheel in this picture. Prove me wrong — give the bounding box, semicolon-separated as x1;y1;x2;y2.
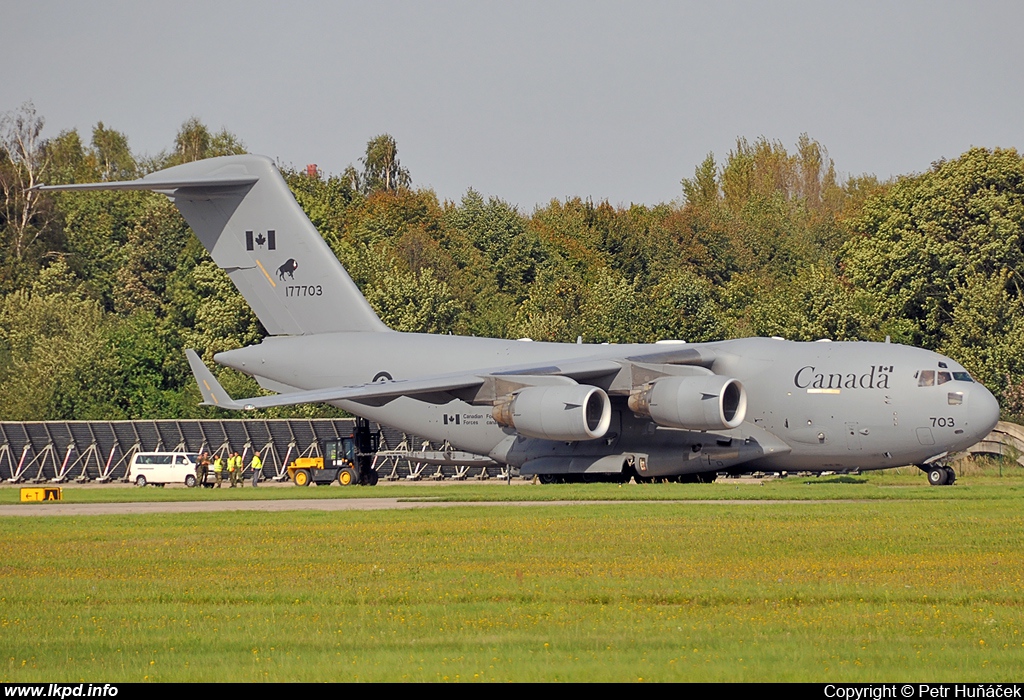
944;466;957;485
538;474;558;484
185;474;197;488
365;469;379;486
293;469;311;487
927;467;948;486
135;475;147;487
338;467;357;486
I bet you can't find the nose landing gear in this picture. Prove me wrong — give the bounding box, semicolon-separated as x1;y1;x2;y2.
923;464;956;486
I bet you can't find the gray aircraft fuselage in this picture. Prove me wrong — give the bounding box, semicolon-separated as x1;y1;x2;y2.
217;332;999;477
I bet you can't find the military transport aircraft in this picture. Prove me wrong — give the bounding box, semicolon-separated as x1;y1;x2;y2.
40;155;1001;486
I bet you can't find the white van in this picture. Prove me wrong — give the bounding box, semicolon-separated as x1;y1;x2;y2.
129;452;201;487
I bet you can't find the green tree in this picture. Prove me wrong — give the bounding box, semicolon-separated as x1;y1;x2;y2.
167;117;246;166
727;266;873;342
91;122;136;181
509;267;587;342
938;273;1024;405
44;129;94;185
55;188;148;310
171;260;263;362
0;101;55;267
647;269;729;343
364;258;461;333
578;268;647;344
842;147;1024;348
360;134;411;194
443;189;541;297
283;166;360;249
681;153;720;207
113;196;191;316
0;261;107;419
346;187;440;247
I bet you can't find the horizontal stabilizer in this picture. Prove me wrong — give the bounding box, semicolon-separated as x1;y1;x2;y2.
185;349;244;410
35;176;258;193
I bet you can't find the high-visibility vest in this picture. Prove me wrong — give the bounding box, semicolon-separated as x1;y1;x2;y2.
250;454;262;472
213;457;223;473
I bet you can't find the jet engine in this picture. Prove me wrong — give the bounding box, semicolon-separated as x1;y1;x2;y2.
628;375;746;430
492;385;612;441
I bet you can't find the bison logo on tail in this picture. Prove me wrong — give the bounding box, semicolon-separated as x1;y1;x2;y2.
277;258;299;280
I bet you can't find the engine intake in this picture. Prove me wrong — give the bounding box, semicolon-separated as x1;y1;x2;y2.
492;385;611;441
628;375;746;430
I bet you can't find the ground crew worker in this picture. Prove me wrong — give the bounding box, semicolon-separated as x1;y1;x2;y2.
250;451;263;487
213;453;224;487
196;452;210;486
228;451;240;488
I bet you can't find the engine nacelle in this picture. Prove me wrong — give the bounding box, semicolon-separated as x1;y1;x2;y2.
628;375;747;430
492;385;612;441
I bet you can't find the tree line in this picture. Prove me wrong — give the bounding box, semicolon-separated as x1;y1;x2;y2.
2;101;1023;421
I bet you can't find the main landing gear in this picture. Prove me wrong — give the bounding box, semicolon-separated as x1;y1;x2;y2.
923;464;956;486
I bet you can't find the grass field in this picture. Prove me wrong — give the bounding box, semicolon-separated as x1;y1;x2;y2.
1;464;1023;682
4;462;1024;505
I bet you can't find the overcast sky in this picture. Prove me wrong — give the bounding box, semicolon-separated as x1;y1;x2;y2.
2;1;1021;209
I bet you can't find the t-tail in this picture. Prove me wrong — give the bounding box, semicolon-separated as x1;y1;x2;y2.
39;155;388;336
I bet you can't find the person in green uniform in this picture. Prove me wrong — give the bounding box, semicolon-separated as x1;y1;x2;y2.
196;452;210;486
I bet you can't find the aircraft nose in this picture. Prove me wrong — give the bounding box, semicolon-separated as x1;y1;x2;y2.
970;384;1001;438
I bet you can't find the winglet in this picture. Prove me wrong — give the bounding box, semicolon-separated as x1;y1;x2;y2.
185;349;246;410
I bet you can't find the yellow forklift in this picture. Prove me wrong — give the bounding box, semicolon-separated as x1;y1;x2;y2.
287;418;380;486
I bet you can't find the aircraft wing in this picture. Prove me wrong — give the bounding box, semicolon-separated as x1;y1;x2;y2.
186;345;713;411
187;349;489;410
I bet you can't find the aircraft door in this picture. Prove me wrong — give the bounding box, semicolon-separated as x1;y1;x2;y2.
916;428;936;446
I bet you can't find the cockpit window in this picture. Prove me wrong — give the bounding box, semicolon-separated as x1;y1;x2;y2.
918;369;974;385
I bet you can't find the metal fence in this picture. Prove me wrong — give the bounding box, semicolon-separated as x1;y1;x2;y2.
0;419;504;483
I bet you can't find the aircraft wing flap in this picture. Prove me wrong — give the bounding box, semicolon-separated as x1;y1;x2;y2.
624;345;713;366
223;375;487;410
490;358;622;378
551;359;626;379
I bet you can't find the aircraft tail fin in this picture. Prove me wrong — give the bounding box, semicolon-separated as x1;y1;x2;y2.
40;155;389;336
